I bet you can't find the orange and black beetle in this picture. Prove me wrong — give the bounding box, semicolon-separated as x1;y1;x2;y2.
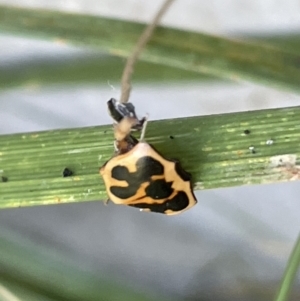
100;100;197;215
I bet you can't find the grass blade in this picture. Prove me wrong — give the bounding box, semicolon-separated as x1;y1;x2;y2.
0;231;162;301
0;106;299;209
0;54;210;90
275;234;300;301
0;6;300;92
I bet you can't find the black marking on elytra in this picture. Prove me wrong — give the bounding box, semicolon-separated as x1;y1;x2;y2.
135;156;164;179
129;191;190;213
111;156;164;184
111;166;130;181
110;156;166;199
174;161;191;181
169;191;190;210
110;184;140;199
63;168;73;177
145;180;173;199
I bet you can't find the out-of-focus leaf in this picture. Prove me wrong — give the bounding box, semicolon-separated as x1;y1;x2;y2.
0;6;299;92
0;230;167;301
275;234;300;301
0;54;211;90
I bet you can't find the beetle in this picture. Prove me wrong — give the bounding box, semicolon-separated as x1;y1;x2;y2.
99;106;197;215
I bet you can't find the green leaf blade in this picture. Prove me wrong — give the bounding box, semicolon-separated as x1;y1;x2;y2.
1;106;300;209
0;6;300;92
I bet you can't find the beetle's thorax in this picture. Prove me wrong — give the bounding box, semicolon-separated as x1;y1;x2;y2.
115;134;138;155
114;116;141;155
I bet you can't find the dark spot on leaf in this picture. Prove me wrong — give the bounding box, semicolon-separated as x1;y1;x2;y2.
244;129;250;135
169;135;175;139
63;168;73;177
1;176;8;182
249;146;256;154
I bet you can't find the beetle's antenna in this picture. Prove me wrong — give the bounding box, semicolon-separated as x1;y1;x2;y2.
120;0;175;104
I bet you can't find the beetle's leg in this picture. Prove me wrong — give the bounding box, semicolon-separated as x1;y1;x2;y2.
104;198;111;205
113;139;118;152
139;114;149;141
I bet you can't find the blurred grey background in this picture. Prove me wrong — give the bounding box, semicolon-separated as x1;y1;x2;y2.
0;0;300;300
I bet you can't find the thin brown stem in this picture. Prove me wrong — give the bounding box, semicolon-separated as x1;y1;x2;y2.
120;0;175;103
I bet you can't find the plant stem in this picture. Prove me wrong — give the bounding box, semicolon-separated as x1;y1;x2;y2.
120;0;175;103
